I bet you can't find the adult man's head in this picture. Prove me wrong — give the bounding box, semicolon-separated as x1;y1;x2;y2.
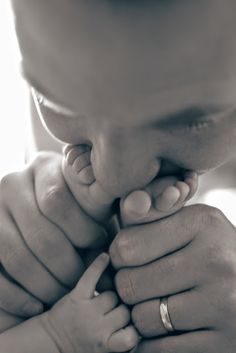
11;0;236;197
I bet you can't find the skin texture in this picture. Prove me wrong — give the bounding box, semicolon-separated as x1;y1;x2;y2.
0;254;139;353
11;0;236;197
0;153;113;332
3;0;236;352
42;253;139;353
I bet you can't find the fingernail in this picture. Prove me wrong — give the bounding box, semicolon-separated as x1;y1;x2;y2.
22;301;44;316
98;253;110;265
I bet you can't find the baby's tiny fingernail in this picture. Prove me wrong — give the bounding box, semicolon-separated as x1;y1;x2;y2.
99;253;110;263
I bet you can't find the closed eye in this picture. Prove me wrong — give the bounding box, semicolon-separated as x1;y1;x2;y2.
147;105;235;132
31;87;78;118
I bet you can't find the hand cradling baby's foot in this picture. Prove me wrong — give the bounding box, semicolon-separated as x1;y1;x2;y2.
119;172;198;227
62;144;198;230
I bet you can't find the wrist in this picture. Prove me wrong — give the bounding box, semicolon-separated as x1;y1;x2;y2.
40;309;76;353
38;313;63;353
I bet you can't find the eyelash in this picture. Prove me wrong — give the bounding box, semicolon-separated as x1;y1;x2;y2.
186;119;213;132
32;88;77;118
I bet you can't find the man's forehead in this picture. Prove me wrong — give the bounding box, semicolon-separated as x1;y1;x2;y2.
12;0;236;122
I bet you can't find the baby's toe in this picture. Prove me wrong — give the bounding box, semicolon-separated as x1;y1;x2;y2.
78;165;95;185
72;151;91;174
62;144;115;223
175;181;190;203
63;144;95;186
64;144;90;167
154;185;181;212
184;171;199;200
122;190;152;218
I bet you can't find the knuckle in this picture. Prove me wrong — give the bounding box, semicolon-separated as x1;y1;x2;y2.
33;151;60;167
115;270;137;305
197;204;225;228
204;240;236;278
158;256;178;279
39;184;65;217
113;230;137;266
0;172;19;196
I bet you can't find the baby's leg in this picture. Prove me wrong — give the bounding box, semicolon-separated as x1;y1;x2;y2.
119;172;198;227
62;144;115;223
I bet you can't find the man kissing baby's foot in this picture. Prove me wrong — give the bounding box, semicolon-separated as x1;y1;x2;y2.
62;144;198;229
119;172;198;227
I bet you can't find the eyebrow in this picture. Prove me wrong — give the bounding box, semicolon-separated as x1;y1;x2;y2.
21;69;78;117
147;105;227;129
22;67;230;126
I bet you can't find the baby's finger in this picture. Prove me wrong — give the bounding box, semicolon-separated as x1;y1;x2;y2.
73;253;110;298
106;304;130;332
108;325;139;352
93;290;119;314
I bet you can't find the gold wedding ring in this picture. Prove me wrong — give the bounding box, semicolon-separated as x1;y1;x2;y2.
160;297;175;332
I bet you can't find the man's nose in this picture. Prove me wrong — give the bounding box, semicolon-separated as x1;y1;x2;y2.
90;131;161;198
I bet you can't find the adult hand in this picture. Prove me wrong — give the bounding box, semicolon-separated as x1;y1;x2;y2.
110;205;236;352
0;151;107;323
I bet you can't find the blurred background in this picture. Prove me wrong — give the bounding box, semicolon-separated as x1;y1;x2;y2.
0;0;30;178
0;0;235;225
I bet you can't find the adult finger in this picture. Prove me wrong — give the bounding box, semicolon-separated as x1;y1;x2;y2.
110;205;203;269
73;253;109;298
0;207;67;305
0;309;23;334
135;331;218;353
0;272;43;318
4;169;85;289
34;153;108;249
132;290;215;338
115;247;197;305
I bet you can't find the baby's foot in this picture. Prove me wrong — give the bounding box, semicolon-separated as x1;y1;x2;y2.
62;144;115;223
119;172;198;227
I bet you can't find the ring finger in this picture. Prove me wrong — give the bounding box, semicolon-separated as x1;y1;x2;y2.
132;289;215;338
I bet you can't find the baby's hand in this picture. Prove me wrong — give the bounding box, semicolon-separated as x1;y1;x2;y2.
120;172;198;227
42;253;139;353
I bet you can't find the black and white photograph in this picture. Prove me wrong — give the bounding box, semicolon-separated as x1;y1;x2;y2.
0;1;236;352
